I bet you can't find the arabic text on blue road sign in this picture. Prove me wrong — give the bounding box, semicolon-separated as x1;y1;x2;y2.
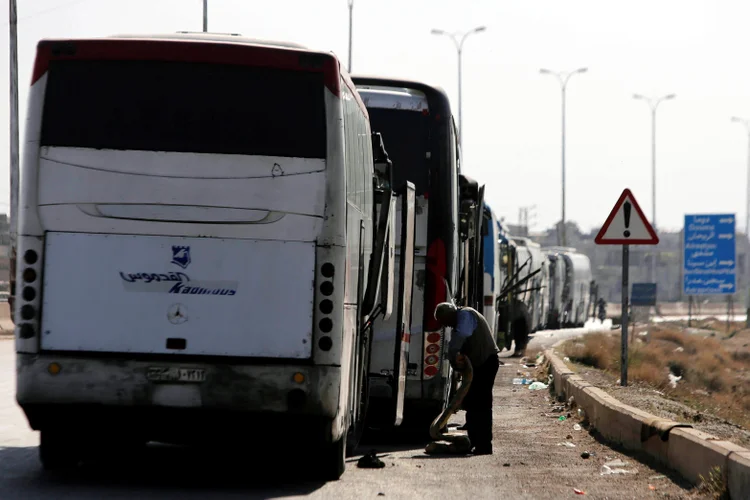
683;214;736;295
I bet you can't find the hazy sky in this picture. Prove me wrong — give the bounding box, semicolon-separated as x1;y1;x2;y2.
1;0;749;234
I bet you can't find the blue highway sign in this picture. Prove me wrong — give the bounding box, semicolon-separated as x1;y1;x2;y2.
683;214;736;295
631;283;657;306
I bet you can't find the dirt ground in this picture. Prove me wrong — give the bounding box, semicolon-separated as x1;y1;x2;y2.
553;323;750;448
556;359;750;448
0;302;11;335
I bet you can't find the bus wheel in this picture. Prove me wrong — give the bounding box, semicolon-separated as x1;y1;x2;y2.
319;435;346;481
39;430;78;470
346;338;371;456
346;378;369;456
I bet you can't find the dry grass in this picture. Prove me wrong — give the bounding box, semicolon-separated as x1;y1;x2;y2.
561;326;750;429
563;334;619;371
694;318;746;334
698;466;730;500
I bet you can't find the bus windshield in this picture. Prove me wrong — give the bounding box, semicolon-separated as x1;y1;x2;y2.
40;59;327;158
366;107;430;195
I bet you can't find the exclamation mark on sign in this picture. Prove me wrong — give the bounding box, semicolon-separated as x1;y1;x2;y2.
623;201;632;238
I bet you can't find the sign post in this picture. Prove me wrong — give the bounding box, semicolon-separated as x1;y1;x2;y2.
683;214;736;323
595;189;659;386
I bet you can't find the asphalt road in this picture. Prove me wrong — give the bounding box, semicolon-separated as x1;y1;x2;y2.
0;335;705;499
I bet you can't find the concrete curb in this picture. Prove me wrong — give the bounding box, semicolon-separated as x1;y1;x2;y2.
545;347;750;498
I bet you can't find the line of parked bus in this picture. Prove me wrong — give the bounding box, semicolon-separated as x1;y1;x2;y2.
481;208;595;358
9;32;594;480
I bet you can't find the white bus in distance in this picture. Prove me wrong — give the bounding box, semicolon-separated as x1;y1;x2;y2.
12;32;416;480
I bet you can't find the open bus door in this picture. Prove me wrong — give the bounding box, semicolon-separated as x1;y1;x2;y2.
390;181;416;426
358;134;414;430
458;174;479;305
470;186;485;311
349;133;398;451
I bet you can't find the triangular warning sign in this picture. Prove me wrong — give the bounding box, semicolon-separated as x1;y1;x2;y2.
595;188;659;245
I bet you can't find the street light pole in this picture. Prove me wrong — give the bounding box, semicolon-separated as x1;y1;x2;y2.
431;26;487;153
203;0;208;32
9;0;19;251
633;93;675;287
540;68;588;247
731;116;750;327
347;0;353;73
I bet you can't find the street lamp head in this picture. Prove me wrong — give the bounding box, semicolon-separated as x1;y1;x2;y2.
431;29;446;36
664;94;676;100
473;26;487;33
539;68;552;74
575;67;588;74
732;116;742;123
633;93;645;100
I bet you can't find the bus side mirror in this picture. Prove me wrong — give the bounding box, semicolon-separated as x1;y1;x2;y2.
371;132;393;191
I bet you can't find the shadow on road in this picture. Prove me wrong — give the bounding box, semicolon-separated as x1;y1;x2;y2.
0;444;326;499
357;421;476;461
586;428;695;490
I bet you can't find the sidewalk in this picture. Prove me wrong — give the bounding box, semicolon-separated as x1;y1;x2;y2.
0;319;12;336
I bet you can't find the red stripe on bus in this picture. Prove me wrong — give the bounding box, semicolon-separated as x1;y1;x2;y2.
31;38;341;98
424;238;447;332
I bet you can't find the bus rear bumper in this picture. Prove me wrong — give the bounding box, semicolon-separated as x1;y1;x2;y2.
16;353;340;439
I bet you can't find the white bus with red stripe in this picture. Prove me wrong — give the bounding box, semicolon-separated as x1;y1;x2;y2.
11;33;414;479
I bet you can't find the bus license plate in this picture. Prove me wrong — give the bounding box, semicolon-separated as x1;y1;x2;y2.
147;367;206;383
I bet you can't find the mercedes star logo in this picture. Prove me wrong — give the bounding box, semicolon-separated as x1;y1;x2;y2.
167;303;188;325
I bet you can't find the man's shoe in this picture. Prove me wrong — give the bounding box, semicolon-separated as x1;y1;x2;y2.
471;446;492;456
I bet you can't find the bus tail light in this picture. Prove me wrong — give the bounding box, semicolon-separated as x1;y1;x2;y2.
423;237;446;380
313;245;343;365
484;295;494;306
8;246;16;324
423;330;442;380
15;237;44;348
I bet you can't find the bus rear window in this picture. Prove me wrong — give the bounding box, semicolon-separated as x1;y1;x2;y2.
40;59;326;158
366;108;430;194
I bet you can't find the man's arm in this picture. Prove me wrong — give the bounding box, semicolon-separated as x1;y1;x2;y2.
447;310;477;363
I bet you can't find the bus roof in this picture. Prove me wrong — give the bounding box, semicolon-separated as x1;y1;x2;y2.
543;246;578;254
31;34;367;117
352;75;452;112
511;236;541;248
108;32;309;49
357;87;429;112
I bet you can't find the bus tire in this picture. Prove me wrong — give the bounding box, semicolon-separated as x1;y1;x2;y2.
39;429;78;470
346;373;369;456
319;435;347;481
346;331;371;456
